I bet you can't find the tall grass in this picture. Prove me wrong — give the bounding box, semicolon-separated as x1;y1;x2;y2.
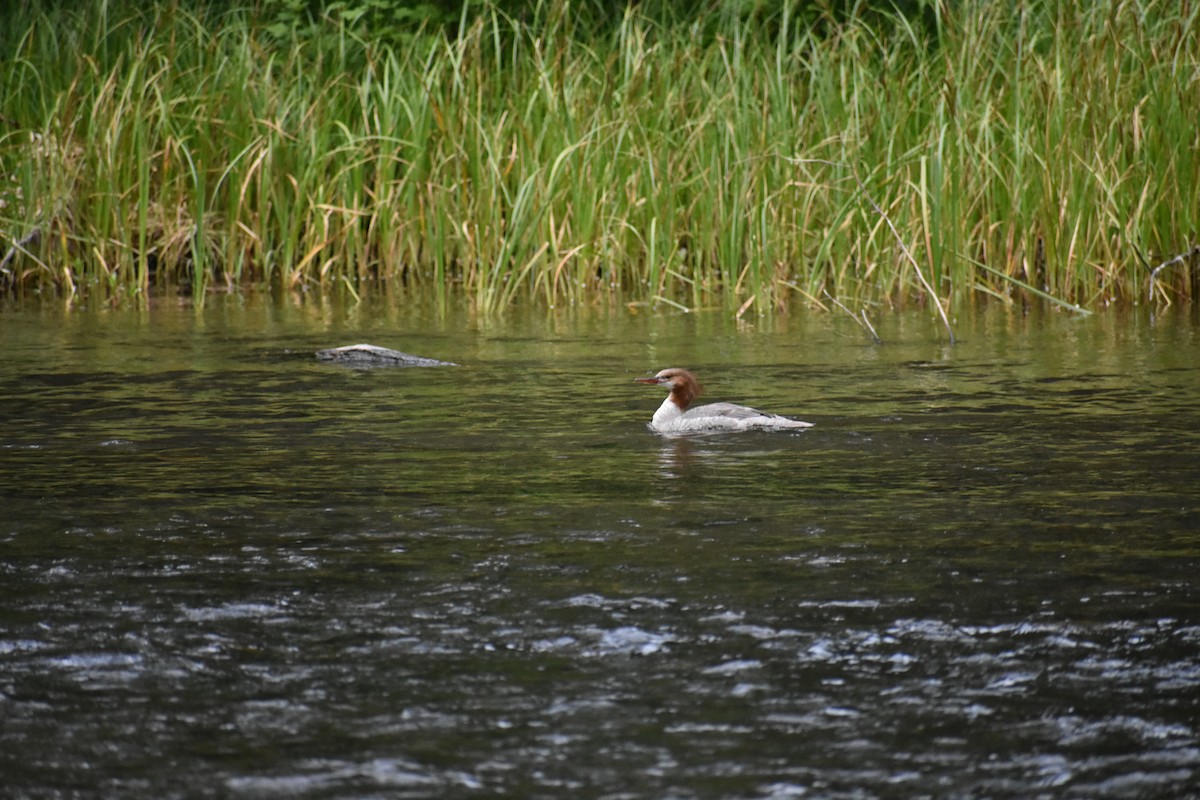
0;0;1196;315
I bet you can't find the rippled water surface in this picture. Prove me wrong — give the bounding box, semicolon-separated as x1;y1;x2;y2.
2;298;1198;798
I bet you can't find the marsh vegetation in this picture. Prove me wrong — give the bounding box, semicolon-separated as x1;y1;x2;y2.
1;0;1197;315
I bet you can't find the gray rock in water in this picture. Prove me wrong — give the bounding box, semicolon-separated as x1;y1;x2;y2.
315;343;458;367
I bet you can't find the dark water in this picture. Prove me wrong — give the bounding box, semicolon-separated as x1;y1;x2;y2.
2;297;1198;799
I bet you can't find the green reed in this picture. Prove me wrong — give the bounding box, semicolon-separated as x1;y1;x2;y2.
0;0;1196;316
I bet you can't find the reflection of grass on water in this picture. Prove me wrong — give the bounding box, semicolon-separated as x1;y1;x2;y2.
0;0;1196;315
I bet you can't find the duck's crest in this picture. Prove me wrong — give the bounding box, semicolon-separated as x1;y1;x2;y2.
663;368;703;411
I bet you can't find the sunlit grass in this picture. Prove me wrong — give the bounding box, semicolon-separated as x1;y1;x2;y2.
0;0;1196;316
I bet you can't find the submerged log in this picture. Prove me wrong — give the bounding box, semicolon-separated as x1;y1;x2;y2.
315;343;458;367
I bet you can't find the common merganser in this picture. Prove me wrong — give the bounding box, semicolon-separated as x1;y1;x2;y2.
635;368;813;434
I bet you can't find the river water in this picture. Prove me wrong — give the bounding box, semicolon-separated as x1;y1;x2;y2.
1;296;1198;799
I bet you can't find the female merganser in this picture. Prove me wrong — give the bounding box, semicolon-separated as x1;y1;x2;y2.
635;368;813;433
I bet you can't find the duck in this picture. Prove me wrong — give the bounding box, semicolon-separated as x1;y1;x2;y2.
635;368;813;433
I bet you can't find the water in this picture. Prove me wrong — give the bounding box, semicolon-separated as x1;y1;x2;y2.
2;297;1198;799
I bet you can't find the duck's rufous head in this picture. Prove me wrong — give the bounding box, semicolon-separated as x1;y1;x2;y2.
635;368;703;410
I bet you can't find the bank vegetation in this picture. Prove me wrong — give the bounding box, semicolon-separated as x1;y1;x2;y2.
1;0;1197;316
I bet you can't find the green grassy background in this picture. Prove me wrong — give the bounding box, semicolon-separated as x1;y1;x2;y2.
1;0;1196;315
